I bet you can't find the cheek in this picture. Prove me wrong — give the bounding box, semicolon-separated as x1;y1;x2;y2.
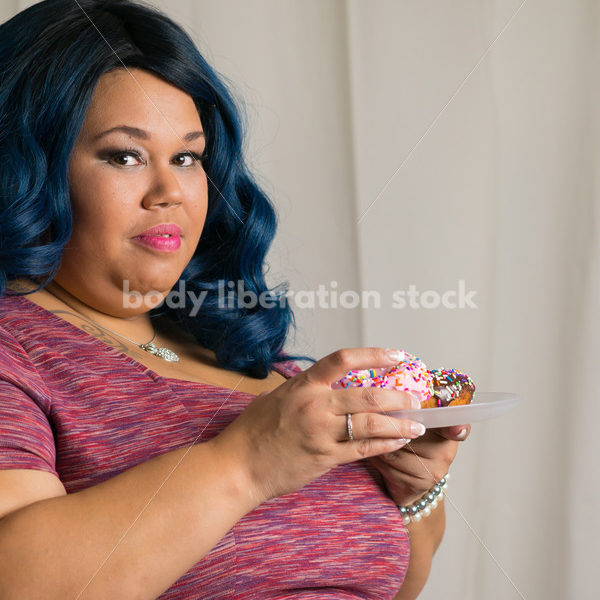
185;176;209;234
69;198;129;244
69;171;136;234
187;170;208;200
193;193;209;222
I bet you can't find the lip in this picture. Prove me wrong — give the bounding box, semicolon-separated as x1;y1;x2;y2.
132;223;183;253
135;223;183;237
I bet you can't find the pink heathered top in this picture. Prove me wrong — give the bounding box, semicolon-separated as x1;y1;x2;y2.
0;294;410;599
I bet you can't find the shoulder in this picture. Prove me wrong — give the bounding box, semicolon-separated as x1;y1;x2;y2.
0;294;42;364
0;307;37;375
0;292;42;340
0;294;56;403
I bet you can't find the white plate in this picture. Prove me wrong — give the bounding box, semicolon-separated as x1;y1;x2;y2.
389;392;520;429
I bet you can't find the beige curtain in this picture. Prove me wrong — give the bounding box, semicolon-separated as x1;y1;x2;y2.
1;1;597;598
164;3;599;596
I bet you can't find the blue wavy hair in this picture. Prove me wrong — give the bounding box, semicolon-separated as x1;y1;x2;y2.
0;0;315;377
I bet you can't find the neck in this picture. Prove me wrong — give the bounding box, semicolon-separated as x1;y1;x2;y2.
44;280;156;344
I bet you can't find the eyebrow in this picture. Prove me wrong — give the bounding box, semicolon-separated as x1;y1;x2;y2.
93;125;205;142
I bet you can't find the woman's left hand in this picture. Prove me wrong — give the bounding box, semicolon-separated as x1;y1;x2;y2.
369;424;470;507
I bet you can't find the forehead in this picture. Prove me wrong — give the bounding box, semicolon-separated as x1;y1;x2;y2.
81;68;202;137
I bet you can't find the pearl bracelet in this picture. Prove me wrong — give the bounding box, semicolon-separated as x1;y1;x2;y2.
398;473;449;525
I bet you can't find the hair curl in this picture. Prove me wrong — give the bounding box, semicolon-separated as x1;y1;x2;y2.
0;0;315;377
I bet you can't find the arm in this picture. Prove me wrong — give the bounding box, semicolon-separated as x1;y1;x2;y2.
394;499;446;600
0;347;427;600
0;436;258;600
369;424;469;599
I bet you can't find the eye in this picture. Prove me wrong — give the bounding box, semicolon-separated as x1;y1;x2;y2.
173;151;205;167
104;148;206;168
105;147;144;167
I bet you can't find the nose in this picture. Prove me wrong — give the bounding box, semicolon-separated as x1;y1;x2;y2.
141;165;184;210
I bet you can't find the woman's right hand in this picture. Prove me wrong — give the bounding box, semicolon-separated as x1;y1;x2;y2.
213;347;427;505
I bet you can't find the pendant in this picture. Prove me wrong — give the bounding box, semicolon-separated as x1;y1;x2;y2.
140;341;180;362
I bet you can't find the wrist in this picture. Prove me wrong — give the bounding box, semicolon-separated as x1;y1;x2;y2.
204;434;267;513
405;496;446;557
397;473;449;525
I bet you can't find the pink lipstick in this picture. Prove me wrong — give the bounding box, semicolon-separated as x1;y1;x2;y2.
132;223;182;253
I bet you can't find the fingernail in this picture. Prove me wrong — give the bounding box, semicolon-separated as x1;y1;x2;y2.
385;349;404;363
410;394;421;410
394;439;410;449
410;422;426;436
456;428;467;440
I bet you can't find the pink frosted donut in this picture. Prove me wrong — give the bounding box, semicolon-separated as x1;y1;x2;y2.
331;350;433;404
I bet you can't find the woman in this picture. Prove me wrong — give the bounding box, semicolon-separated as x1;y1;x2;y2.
0;1;469;598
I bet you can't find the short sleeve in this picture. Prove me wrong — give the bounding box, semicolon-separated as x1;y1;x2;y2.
0;327;58;476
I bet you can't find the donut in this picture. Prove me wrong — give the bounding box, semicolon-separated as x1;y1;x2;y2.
331;352;475;410
421;368;475;408
331;350;434;404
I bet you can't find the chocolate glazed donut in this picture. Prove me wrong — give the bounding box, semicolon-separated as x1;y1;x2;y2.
421;368;475;408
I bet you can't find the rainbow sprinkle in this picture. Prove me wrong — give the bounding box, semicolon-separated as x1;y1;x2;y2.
332;350;434;403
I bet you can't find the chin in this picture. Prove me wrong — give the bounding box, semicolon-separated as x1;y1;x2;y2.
118;273;180;302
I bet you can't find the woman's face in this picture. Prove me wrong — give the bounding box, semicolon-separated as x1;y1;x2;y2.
55;67;208;316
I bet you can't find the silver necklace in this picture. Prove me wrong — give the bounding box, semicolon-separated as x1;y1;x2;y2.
125;330;180;363
47;287;180;362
